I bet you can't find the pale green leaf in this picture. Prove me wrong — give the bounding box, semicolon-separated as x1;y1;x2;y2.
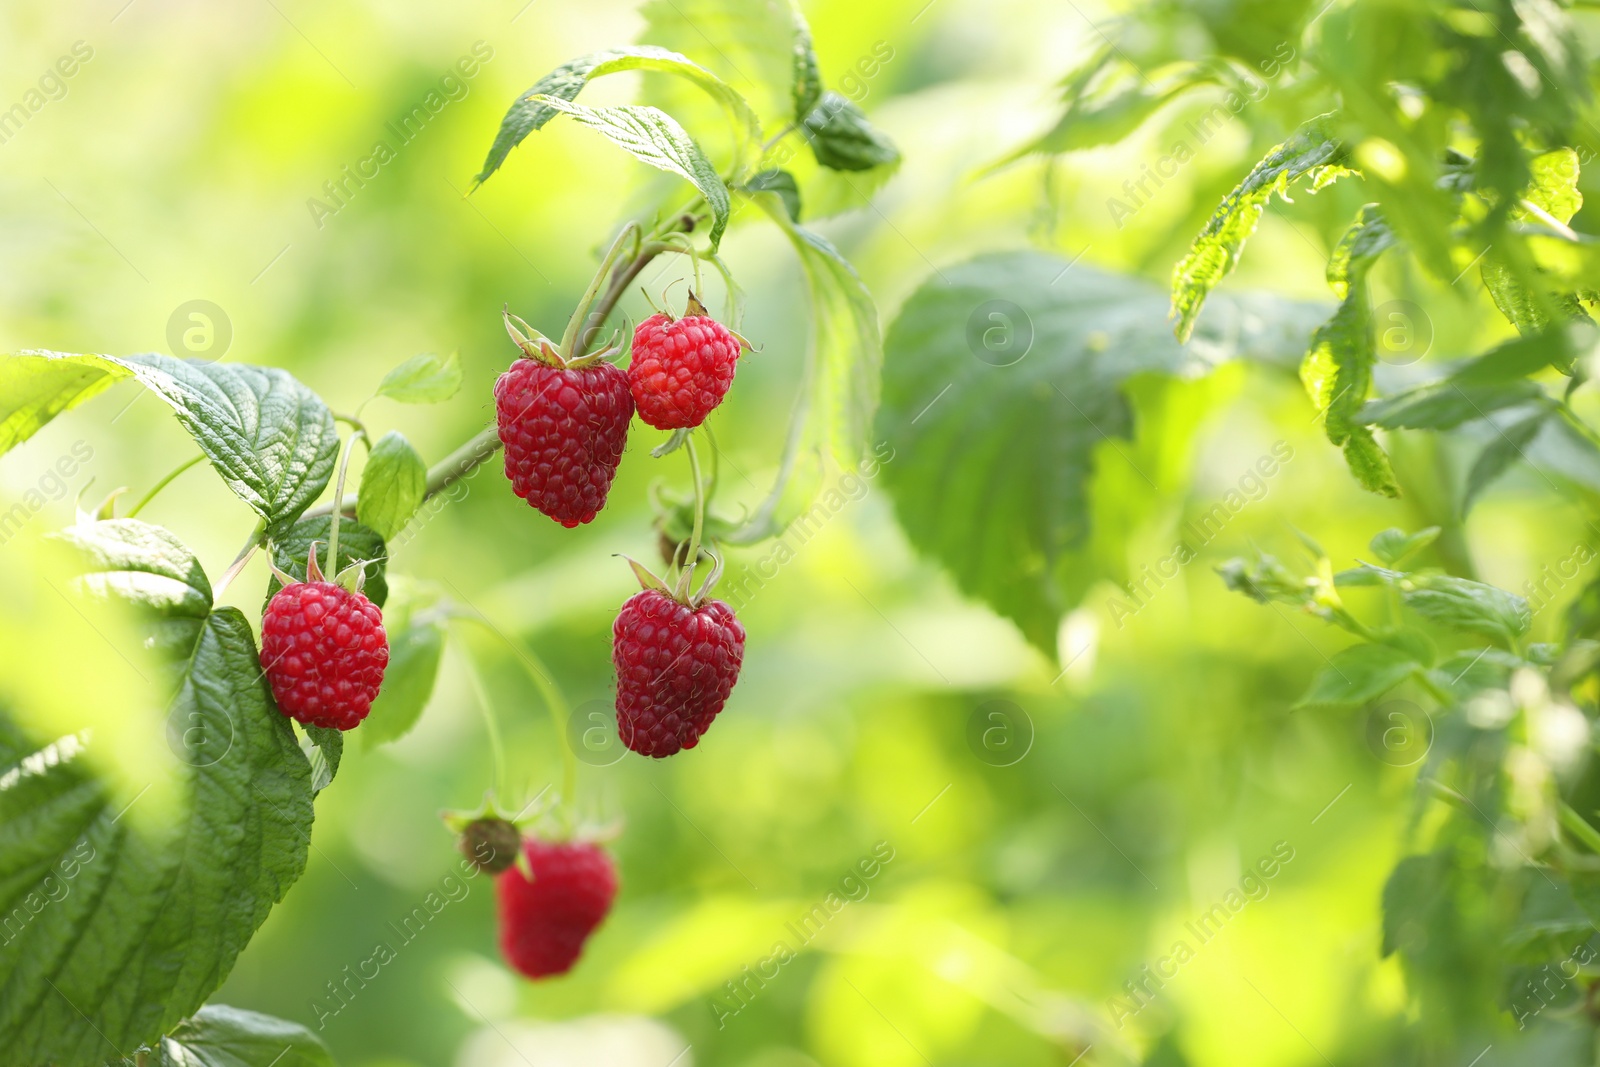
375;353;462;404
357;431;427;541
1369;527;1440;568
52;518;213;664
1403;574;1531;645
1462;407;1551;514
0;351;129;458
800;91;900;172
147;1004;336;1067
1171;112;1348;341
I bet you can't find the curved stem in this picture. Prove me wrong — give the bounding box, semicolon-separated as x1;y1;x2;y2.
458;644;508;800
326;430;366;575
677;433;707;600
561;223;640;361
454;612;578;822
126;453;206;519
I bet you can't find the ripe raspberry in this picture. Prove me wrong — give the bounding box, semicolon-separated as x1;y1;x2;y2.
613;590;745;757
497;838;618;979
628;312;742;430
259;581;389;731
495;358;633;527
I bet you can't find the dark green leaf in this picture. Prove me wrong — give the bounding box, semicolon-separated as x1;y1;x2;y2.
375;353;461;404
1296;643;1421;709
357;431;427;541
744;169;801;221
0;609;314;1066
475;46;761;185
1171;113;1349;341
267;516;388;609
801;91;900;172
877;251;1328;654
147;1004;336;1067
530;98;732;250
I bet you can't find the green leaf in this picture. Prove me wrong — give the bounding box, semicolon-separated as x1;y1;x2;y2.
361;605;446;748
1429;648;1521;701
993;68;1210;166
1296;643;1421;709
730;193;883;543
475;46;762;185
877;251;1328;654
0;351;129;458
375;352;461;404
744;169;801;221
1463;407;1552;514
148;1004;336;1067
801;91;900;172
52;518;213;665
530;98;732;250
0;609;314;1066
357;431;427;541
790;6;822;124
1301;205;1399;496
267;516;389;609
301;725;343;794
0;353;338;537
1360;379;1544;431
1171;112;1349;341
1403;574;1531;645
1369;527;1440;568
1381;852;1450;957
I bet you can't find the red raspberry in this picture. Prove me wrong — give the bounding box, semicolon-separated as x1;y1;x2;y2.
259;581;389;730
497;838;618;979
613;590;745;757
628;313;742;429
495;358;633;527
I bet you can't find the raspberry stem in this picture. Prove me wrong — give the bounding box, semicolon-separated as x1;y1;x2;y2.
459;642;509;803
326;429;367;578
125;452;206;519
675;433;708;602
559;222;640;362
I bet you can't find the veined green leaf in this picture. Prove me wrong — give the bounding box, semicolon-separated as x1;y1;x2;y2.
375;352;461;404
147;1004;335;1067
362;593;446;749
743;169;801;221
790;5;822;124
0;609;313;1066
1296;643;1421;709
357;431;427;541
640;0;797;129
1403;574;1531;645
530;98;732;250
0;352;337;538
474;46;762;185
1301;205;1399;496
878;251;1328;655
1171;112;1350;341
730;193;883;543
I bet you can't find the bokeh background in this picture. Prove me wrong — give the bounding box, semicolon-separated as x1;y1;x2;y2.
3;0;1596;1065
